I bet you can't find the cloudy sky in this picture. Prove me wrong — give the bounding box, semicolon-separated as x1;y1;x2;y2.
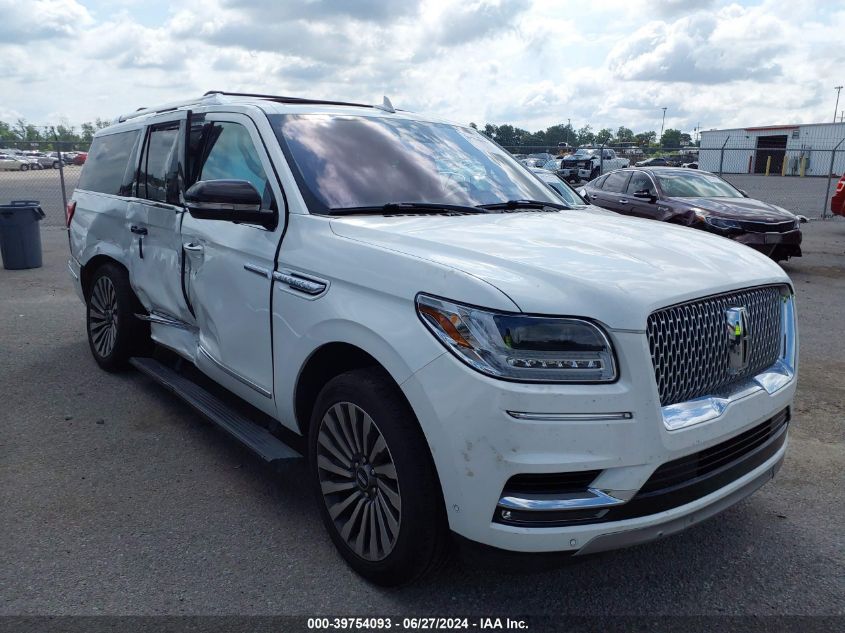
1;0;842;135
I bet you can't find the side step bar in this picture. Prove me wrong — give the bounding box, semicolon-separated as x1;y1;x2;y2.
129;357;301;463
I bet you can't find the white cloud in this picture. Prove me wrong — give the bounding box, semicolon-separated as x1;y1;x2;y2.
0;0;842;135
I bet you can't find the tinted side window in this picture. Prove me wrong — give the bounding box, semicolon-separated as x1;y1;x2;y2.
77;130;140;195
603;171;631;193
141;126;180;203
627;172;656;196
592;174;609;189
197;122;273;207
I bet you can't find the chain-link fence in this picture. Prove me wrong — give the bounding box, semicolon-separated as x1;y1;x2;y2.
503;142;843;220
2;138;841;225
0;141;89;228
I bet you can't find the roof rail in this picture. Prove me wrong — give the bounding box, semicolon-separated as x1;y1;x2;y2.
203;90;375;109
114;93;225;124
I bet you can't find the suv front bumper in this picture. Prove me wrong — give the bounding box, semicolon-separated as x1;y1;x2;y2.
400;329;795;554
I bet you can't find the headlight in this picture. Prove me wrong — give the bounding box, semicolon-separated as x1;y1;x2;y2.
704;216;742;231
415;294;617;383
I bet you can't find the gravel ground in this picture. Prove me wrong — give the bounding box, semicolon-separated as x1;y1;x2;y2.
0;221;843;617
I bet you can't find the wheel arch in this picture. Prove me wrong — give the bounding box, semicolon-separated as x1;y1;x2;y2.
80;255;128;299
294;342;398;437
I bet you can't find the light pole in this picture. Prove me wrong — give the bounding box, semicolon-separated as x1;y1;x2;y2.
567;118;571;146
659;107;667;145
835;86;843;123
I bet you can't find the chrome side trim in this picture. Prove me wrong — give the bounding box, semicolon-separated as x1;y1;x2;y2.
507;411;633;422
243;263;270;279
197;345;272;398
662;293;796;431
272;270;327;296
498;488;625;511
135;311;197;331
67;260;79;280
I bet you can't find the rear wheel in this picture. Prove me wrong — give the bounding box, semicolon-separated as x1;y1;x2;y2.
86;263;151;371
309;368;449;586
19;164;29;172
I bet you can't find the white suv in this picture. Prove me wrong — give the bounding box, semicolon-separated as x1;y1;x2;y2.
67;92;797;585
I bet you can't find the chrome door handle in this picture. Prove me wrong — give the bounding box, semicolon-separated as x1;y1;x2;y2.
183;242;204;253
272;271;327;295
619;198;628;204
130;225;148;235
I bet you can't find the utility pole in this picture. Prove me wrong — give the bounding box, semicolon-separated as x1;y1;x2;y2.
659;107;667;145
835;86;843;123
567;118;571;146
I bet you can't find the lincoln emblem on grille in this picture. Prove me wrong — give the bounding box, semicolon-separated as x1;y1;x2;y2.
725;307;751;373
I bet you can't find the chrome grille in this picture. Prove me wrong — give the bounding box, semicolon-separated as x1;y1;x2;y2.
647;285;784;407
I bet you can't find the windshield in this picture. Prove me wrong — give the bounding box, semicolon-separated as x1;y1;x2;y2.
572;149;595;157
655;171;742;198
268;114;559;213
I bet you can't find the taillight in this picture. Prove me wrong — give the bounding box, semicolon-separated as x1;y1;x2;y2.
66;201;76;227
837;179;845;193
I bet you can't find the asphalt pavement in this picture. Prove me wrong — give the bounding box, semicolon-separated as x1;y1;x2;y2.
1;222;843;617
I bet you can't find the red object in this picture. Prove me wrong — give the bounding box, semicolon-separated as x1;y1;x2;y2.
66;201;76;227
832;174;845;217
72;152;88;166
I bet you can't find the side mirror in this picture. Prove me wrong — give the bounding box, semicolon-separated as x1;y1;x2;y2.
185;180;274;227
633;189;656;201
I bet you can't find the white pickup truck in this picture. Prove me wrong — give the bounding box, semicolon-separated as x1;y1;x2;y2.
68;92;796;586
559;147;629;182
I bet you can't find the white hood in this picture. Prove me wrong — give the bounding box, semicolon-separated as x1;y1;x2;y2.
330;212;791;330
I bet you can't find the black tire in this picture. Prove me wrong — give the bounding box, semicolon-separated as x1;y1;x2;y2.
19;164;28;172
85;263;151;372
52;161;60;169
308;368;449;586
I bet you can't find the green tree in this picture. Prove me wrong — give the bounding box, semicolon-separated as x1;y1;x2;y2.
660;128;682;148
679;132;692;146
576;125;594;146
616;126;634;143
634;131;657;146
596;128;614;144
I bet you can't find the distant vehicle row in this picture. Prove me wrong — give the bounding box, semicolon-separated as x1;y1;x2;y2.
0;149;87;170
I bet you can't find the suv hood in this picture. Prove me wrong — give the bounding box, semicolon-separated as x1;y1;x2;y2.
330;212;790;330
678;196;796;221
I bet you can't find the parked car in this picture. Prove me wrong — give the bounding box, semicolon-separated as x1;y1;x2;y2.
47;151;76;165
635;156;671;167
24;152;60;169
682;161;699;169
0;153;32;171
520;153;555;168
582;167;802;261
831;173;845;217
72;152;88;165
530;168;616;216
68;92;797;585
559;147;629;182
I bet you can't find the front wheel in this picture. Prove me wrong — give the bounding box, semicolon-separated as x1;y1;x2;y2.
19;164;29;171
309;368;449;586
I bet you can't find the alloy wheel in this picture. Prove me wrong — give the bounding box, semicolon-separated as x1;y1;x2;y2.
316;402;402;561
89;276;119;358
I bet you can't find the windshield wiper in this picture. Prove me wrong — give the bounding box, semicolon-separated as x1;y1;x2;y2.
477;199;571;211
328;202;491;216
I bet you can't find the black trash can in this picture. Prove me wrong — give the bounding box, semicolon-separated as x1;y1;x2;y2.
0;200;46;270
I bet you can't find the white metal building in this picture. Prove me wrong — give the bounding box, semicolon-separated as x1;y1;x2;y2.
699;122;845;176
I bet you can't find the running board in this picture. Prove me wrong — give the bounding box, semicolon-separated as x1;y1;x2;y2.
129;357;301;463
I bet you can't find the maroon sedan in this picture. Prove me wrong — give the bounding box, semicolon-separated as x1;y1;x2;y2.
582;167;802;261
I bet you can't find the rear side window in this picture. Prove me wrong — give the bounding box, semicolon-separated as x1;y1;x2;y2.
602;171;631;193
77;130;140;196
592;174;609;189
141;125;180;204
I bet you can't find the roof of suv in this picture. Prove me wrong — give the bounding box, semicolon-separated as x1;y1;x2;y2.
104;91;454;135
